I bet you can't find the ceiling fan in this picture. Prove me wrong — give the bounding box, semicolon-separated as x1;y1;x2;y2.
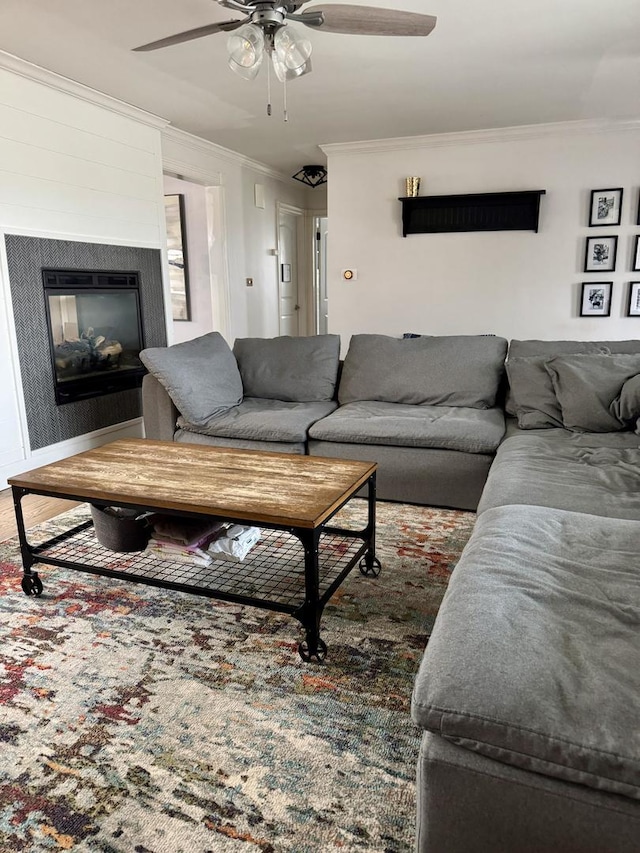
133;2;437;99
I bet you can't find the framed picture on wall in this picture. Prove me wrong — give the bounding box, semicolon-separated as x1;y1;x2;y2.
588;188;623;226
584;235;618;272
627;282;640;317
164;194;191;321
633;235;640;272
580;282;612;317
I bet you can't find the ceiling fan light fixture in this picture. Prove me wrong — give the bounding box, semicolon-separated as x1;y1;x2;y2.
274;26;313;74
133;3;438;122
292;165;328;188
227;23;265;79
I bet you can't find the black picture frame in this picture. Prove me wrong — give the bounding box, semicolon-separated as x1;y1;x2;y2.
627;282;640;317
584;235;618;272
633;235;640;272
164;193;191;321
588;188;623;226
579;282;612;317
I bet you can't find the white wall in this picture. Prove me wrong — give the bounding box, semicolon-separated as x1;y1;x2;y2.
323;121;640;349
0;52;169;487
162;127;318;344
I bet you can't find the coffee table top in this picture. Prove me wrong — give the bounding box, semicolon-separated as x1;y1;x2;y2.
9;439;377;528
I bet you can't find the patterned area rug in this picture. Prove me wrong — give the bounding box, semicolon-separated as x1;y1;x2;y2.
0;500;475;853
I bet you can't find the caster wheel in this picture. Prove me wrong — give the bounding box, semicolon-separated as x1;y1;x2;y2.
298;637;327;663
21;573;43;596
359;555;382;577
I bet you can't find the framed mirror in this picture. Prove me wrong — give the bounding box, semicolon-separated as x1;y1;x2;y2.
164;194;191;321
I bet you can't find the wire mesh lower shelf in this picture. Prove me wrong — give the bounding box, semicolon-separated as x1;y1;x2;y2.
31;520;366;611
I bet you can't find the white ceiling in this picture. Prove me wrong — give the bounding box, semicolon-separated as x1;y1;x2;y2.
0;0;639;177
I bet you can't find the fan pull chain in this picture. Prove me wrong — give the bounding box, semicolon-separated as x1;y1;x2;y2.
266;54;272;117
283;75;288;122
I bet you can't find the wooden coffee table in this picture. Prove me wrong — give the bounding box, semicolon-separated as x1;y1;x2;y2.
9;438;380;661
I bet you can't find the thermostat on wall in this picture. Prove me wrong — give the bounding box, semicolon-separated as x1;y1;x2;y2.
342;268;358;281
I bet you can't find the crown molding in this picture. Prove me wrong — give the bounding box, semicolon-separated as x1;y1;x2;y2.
162;125;293;185
162;155;223;187
320;119;640;158
0;50;169;130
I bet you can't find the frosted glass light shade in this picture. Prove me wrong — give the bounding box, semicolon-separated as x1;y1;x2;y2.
272;26;312;82
227;23;265;80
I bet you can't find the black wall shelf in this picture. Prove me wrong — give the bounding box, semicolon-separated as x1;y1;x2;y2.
398;190;546;236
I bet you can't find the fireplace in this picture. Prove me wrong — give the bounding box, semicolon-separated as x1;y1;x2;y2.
43;269;146;405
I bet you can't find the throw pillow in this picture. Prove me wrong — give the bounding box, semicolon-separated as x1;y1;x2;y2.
505;356;564;429
505;340;640;416
140;332;243;426
233;335;341;402
611;373;640;434
544;354;640;433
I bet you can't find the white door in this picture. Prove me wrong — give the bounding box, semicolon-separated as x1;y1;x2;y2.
277;205;303;336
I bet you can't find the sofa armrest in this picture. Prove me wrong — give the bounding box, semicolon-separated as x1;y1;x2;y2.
142;373;178;441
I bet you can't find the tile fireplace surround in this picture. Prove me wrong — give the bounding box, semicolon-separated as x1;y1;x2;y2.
5;235;167;452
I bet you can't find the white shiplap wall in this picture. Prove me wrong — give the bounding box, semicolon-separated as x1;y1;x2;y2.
0;52;169;487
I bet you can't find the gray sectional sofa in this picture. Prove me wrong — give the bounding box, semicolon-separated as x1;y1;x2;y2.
141;331;508;510
411;338;640;852
141;331;640;851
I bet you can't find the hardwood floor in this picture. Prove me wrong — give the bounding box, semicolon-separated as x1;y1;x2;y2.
0;488;80;541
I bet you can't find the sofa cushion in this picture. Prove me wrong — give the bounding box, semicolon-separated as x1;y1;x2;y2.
545;354;640;432
338;334;508;409
477;430;640;519
412;504;640;800
233;335;340;402
505;340;640;418
308;401;505;453
177;398;337;444
140;332;243;427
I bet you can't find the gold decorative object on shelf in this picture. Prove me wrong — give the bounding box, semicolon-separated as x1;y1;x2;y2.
405;177;421;197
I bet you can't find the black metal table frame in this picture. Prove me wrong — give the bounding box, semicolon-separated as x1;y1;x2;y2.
12;472;380;662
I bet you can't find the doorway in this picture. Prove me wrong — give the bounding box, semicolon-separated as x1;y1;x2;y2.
277;202;305;336
163;174;230;346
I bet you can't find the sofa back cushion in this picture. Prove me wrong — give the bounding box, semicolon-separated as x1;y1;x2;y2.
140;332;243;426
233;334;341;402
338;334;508;409
506;340;640;428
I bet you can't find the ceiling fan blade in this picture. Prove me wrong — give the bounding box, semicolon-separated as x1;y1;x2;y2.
302;5;436;36
132;19;244;52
